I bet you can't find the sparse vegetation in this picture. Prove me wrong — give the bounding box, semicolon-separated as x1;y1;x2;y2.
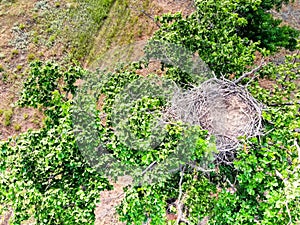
23;113;29;120
2;109;13;126
11;49;19;56
0;72;9;82
16;64;23;71
18;23;25;30
27;53;36;62
13;123;21;131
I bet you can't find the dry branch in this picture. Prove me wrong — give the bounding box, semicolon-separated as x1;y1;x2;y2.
234;60;266;84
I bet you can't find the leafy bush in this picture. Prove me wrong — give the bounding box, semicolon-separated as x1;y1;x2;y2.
147;0;299;79
236;0;300;52
0;62;111;224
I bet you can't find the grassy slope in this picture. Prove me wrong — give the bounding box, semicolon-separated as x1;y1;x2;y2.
0;0;194;140
87;0;195;69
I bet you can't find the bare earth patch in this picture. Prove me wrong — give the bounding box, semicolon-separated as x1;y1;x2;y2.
95;176;133;225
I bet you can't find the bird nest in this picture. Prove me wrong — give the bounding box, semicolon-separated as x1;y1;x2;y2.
164;78;263;164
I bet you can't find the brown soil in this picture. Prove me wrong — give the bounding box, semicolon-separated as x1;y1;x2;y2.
0;208;12;225
95;176;133;225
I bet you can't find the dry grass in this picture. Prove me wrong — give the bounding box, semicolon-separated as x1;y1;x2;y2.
86;0;195;69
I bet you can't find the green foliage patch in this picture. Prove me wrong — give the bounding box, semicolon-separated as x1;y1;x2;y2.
147;0;299;79
0;62;111;224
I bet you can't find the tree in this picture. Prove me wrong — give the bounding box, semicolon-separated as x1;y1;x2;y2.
118;41;300;225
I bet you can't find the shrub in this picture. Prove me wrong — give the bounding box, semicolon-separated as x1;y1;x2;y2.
2;109;13;126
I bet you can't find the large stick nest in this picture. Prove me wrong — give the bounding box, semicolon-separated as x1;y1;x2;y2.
164;78;263;164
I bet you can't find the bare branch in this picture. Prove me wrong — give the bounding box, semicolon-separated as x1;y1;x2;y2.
188;163;215;172
286;201;292;225
176;165;186;225
172;165;192;225
275;170;288;185
141;161;157;175
294;139;300;163
234;60;266;84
